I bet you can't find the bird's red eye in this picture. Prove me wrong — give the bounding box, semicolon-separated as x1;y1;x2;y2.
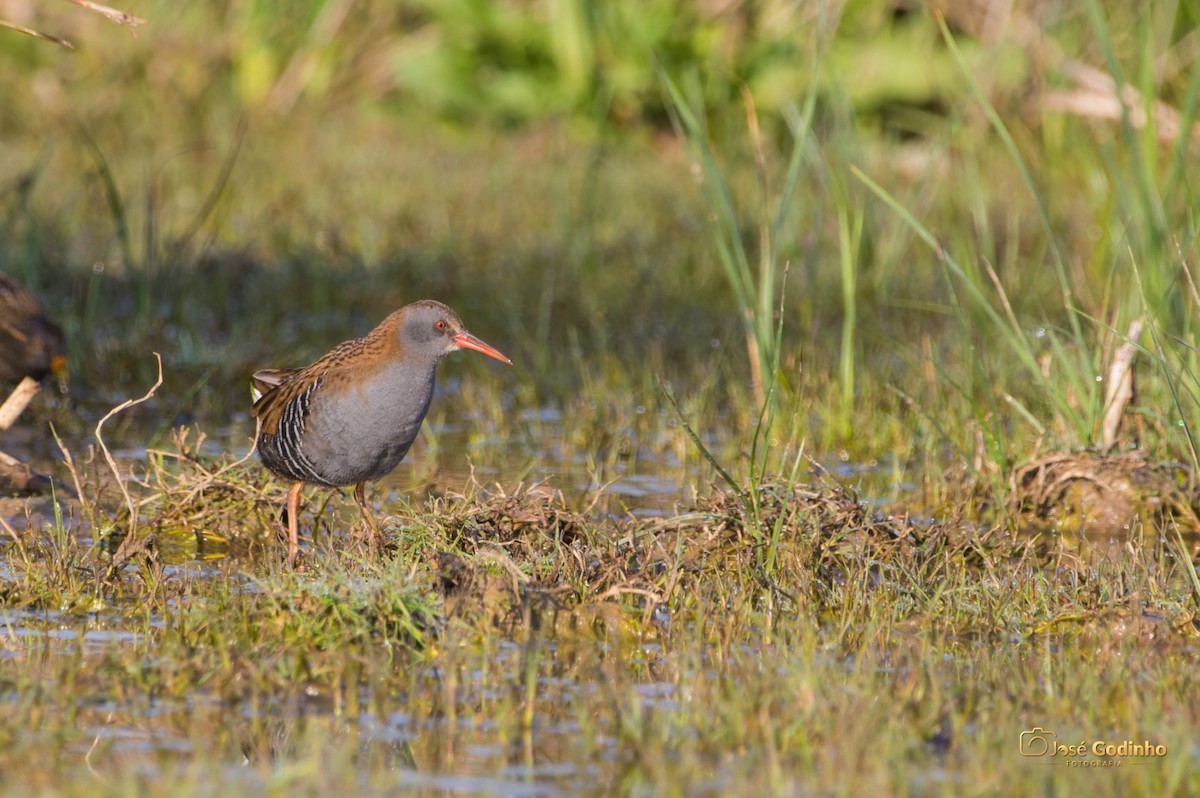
435;320;447;331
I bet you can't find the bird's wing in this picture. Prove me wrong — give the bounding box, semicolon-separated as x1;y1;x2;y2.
250;336;368;430
0;273;41;317
251;368;300;395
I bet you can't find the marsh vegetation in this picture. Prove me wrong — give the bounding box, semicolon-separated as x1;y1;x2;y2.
2;1;1199;795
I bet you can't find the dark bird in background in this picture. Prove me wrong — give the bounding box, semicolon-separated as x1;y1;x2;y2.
0;271;66;386
0;271;67;495
251;299;511;565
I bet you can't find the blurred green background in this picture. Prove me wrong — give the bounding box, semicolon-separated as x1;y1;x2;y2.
2;0;1199;476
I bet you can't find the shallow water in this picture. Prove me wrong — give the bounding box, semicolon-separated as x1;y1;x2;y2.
0;603;651;796
3;397;1198;794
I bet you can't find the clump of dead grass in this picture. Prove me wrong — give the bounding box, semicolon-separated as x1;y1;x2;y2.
134;427;279;555
413;476;1023;625
1008;450;1200;537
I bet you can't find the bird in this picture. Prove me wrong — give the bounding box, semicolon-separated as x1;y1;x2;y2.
251;300;511;565
0;271;66;385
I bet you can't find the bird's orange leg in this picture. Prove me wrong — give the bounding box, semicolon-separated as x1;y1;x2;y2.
353;481;380;556
286;481;303;567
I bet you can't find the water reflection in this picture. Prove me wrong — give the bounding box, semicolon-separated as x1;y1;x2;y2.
0;609;636;796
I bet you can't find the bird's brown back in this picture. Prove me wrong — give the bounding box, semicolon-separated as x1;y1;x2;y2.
251;313;404;435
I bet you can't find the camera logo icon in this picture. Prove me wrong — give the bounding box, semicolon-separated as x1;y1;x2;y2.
1020;728;1056;756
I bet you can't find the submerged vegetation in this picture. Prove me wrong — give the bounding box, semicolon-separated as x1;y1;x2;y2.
1;444;1199;795
2;0;1200;794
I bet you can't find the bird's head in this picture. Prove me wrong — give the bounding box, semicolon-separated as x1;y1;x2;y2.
399;301;511;365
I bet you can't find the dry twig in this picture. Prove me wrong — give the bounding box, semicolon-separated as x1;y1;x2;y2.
96;353;163;541
61;0;146;30
1;0;146;49
0;19;72;47
1102;319;1143;450
0;377;40;431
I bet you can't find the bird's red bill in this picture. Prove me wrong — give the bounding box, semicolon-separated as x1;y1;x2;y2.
453;332;512;365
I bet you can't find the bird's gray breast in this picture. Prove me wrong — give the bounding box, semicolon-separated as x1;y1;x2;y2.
303;362;436;485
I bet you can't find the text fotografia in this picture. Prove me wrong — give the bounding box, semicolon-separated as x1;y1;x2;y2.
1020;728;1168;766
